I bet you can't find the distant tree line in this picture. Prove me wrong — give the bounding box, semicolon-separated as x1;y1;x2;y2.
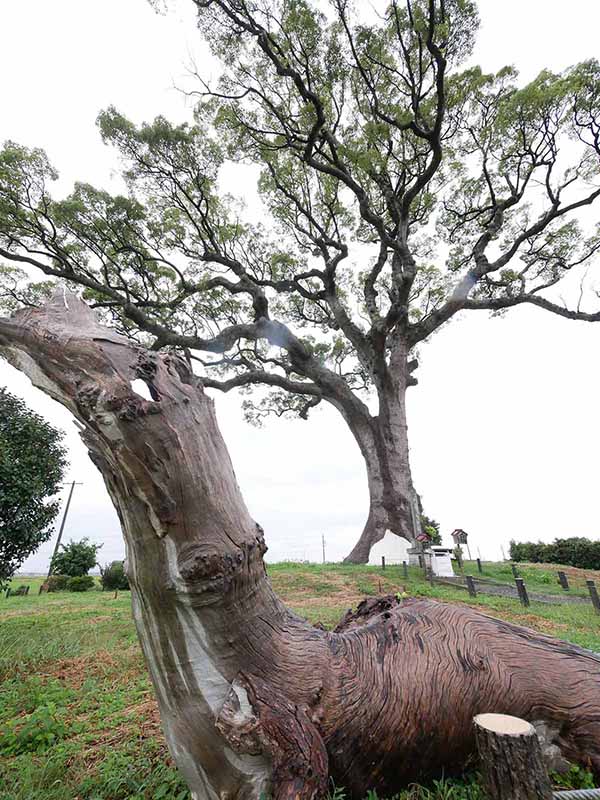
510;538;600;571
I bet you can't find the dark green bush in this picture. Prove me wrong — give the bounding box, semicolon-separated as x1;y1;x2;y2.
50;538;102;577
510;537;600;570
100;561;129;591
65;575;95;592
46;574;69;592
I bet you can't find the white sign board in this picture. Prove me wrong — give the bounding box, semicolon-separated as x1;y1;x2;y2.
429;547;455;578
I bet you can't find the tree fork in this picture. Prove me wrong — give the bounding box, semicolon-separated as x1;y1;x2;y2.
1;292;599;799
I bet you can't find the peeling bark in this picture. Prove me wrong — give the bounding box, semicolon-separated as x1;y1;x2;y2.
1;292;599;800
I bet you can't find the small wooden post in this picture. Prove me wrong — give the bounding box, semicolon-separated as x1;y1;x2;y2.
402;561;408;579
418;554;424;569
456;549;463;570
25;585;30;595
114;589;119;600
587;580;600;615
381;556;386;571
428;568;434;586
5;588;11;599
515;578;530;608
466;575;477;598
476;558;483;574
474;713;553;800
557;571;570;591
511;563;519;579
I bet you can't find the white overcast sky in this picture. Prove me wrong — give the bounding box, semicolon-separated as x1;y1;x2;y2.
1;0;599;571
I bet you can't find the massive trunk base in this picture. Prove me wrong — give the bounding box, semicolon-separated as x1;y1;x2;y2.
340;370;421;564
1;292;599;800
342;495;417;564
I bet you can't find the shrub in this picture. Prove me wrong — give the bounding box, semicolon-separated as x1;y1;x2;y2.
50;538;102;577
421;513;442;546
46;574;69;592
66;575;95;592
100;561;129;591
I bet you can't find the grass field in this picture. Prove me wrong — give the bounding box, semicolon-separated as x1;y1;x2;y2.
1;561;599;800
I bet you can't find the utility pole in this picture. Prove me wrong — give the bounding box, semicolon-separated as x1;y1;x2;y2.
321;533;326;564
46;481;82;580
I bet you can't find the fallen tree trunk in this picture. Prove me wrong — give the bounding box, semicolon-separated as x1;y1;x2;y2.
1;291;599;800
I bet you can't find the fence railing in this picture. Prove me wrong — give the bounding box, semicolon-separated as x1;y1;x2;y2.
378;558;600;614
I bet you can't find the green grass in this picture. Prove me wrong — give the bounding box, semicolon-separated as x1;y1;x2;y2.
1;564;598;799
459;559;592;598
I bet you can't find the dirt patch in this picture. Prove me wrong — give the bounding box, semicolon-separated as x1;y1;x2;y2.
0;608;37;619
282;587;374;610
38;649;143;689
289;594;365;609
277;571;368;606
280;571;408;616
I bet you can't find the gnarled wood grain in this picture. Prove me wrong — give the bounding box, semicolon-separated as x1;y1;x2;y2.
1;292;599;800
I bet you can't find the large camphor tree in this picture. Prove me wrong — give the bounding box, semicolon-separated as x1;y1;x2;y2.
1;1;600;565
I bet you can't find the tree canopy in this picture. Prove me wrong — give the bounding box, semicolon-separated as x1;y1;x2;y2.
1;1;598;421
0;388;67;587
1;0;600;560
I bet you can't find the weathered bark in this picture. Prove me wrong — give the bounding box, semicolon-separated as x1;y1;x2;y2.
1;292;600;800
342;357;420;564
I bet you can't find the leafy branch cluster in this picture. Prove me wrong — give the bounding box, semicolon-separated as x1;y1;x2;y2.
1;0;599;422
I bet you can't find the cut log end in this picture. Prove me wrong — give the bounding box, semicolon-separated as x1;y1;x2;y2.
474;713;553;800
475;713;535;737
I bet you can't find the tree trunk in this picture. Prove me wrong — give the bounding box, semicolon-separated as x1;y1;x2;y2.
1;292;600;800
342;364;420;564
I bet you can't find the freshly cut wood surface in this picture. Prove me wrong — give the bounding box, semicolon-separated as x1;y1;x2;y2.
475;713;553;800
475;713;534;736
